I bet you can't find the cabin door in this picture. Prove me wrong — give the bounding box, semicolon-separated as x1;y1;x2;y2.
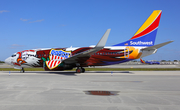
124;48;129;58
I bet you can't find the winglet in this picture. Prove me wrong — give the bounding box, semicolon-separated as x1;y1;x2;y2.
95;29;111;48
63;29;111;64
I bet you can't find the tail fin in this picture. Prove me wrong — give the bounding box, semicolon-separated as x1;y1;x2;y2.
114;10;162;46
140;58;146;64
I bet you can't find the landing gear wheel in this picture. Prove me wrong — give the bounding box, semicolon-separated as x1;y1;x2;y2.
76;67;85;73
76;68;82;73
81;68;85;73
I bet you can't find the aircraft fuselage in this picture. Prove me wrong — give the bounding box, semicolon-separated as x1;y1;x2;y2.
5;46;142;71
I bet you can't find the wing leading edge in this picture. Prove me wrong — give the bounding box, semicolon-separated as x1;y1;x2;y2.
63;29;111;65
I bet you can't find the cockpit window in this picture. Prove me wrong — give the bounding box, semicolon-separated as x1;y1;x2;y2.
11;55;16;57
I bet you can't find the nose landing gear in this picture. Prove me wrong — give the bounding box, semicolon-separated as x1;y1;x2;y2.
20;68;25;73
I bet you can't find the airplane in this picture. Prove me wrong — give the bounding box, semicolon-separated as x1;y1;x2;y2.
5;10;173;73
140;58;160;65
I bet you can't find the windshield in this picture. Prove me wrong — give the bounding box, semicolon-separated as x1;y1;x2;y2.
11;54;16;57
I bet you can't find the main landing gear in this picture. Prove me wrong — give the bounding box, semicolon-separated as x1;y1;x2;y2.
20;67;25;73
76;67;85;73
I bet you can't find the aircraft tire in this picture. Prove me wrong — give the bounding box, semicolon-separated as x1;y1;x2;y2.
81;68;85;73
76;68;82;73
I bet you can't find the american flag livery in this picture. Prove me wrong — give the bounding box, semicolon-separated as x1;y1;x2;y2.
45;49;71;69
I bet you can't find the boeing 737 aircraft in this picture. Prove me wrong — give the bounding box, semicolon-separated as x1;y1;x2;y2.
5;10;173;73
140;59;160;65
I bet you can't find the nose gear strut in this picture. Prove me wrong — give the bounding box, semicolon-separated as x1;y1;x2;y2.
20;67;25;73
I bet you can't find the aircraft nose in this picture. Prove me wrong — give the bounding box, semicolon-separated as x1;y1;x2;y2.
5;57;11;65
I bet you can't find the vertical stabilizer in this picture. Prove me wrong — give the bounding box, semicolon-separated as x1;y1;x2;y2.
140;58;146;64
114;10;162;47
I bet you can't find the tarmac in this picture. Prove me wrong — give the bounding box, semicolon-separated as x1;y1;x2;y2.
0;71;180;110
1;63;180;68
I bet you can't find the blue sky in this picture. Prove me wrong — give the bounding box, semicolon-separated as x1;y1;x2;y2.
1;0;180;61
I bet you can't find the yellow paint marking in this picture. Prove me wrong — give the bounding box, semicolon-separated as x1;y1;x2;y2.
134;10;161;36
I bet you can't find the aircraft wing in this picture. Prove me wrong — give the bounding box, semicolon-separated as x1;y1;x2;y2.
62;29;111;65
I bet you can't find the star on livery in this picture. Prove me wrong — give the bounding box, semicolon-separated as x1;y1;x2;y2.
5;10;173;73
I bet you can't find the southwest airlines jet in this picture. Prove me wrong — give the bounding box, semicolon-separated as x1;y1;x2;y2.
140;59;160;65
5;10;173;73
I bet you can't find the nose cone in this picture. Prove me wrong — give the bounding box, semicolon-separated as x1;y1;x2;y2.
5;57;11;65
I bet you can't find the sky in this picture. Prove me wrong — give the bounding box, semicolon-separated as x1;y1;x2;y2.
1;0;180;61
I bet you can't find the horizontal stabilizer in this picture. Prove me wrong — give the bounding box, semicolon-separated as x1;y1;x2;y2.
142;41;173;50
140;41;173;58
